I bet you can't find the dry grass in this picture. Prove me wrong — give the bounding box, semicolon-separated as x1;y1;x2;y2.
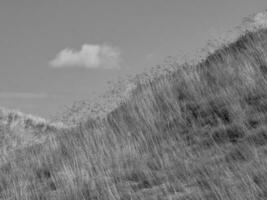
1;15;267;200
0;108;67;164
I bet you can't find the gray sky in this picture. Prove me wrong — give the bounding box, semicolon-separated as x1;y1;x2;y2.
0;0;266;118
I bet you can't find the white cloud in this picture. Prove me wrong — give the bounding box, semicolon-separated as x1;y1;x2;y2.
253;12;267;26
0;92;49;99
50;44;122;69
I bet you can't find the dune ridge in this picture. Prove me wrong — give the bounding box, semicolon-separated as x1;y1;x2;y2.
1;10;267;200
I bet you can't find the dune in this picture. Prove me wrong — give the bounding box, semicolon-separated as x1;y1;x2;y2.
1;10;267;200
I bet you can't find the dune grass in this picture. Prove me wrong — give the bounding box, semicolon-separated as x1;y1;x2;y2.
1;22;267;200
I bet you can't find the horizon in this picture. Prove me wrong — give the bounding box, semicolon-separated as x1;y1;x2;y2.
0;0;267;118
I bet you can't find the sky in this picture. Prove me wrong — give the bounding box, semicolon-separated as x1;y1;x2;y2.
0;0;266;118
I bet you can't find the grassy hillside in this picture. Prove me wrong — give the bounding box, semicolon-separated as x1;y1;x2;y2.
1;12;267;200
0;108;66;164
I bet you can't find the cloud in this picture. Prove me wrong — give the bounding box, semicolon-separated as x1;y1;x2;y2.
253;12;267;26
50;44;122;69
0;92;50;99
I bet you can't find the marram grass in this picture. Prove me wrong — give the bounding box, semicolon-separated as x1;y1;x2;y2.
1;14;267;200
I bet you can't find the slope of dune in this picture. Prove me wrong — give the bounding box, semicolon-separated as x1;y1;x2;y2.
1;10;267;200
0;107;66;164
60;10;267;126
